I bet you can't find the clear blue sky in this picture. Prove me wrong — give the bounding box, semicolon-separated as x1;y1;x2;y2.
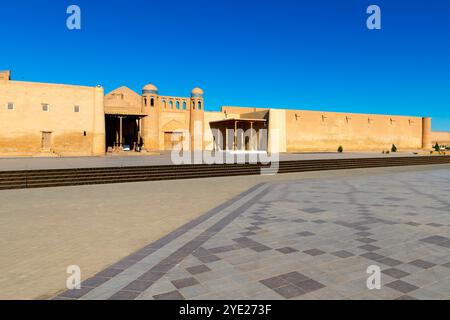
1;0;449;130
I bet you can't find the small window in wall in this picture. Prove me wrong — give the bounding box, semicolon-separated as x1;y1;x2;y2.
182;101;186;110
150;97;154;107
169;101;173;109
198;101;202;110
7;102;14;110
42;104;49;112
144;98;147;106
74;105;80;113
176;101;180;109
192;101;195;110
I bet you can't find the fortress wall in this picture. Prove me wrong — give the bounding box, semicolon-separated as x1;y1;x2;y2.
0;73;436;156
431;131;450;145
285;110;424;152
268;109;287;153
221;106;267;115
0;80;104;156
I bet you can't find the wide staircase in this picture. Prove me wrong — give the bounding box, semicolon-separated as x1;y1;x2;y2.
0;156;449;190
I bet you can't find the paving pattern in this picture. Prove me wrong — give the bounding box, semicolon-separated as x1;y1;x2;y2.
55;168;450;300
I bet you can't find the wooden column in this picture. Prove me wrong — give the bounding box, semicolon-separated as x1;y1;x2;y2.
119;116;123;147
234;120;237;150
137;118;141;146
115;118;119;148
240;126;244;150
223;127;227;151
250;122;254;151
256;128;260;151
221;127;226;151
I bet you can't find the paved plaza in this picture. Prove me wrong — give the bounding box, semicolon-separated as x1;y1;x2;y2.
55;167;450;300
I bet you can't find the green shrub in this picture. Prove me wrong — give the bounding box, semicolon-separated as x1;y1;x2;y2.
434;142;440;152
391;144;397;153
337;145;343;153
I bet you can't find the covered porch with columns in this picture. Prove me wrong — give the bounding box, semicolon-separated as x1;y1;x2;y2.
209;118;268;152
105;112;146;152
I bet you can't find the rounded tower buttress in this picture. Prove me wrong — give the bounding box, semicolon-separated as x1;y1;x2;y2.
142;83;160;150
189;87;205;151
422;117;432;150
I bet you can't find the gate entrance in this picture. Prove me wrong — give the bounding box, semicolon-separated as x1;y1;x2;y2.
105;115;144;151
41;132;52;150
164;132;184;150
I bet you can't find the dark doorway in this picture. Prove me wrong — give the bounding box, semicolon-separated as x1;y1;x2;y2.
105;115;143;151
41;131;52;150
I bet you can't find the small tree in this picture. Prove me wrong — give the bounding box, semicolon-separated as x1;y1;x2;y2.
434;142;440;152
391;144;397;153
337;145;343;153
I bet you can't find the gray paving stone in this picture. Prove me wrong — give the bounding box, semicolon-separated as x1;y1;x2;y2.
153;290;185;300
276;247;299;254
378;257;403;267
358;244;381;252
108;290;141;300
382;268;410;279
171;277;200;289
260;276;289;289
386;280;420;294
408;259;437;269
295;279;326;293
331;250;355;258
186;265;211;275
65;168;450;300
303;249;326;256
273;285;306;299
